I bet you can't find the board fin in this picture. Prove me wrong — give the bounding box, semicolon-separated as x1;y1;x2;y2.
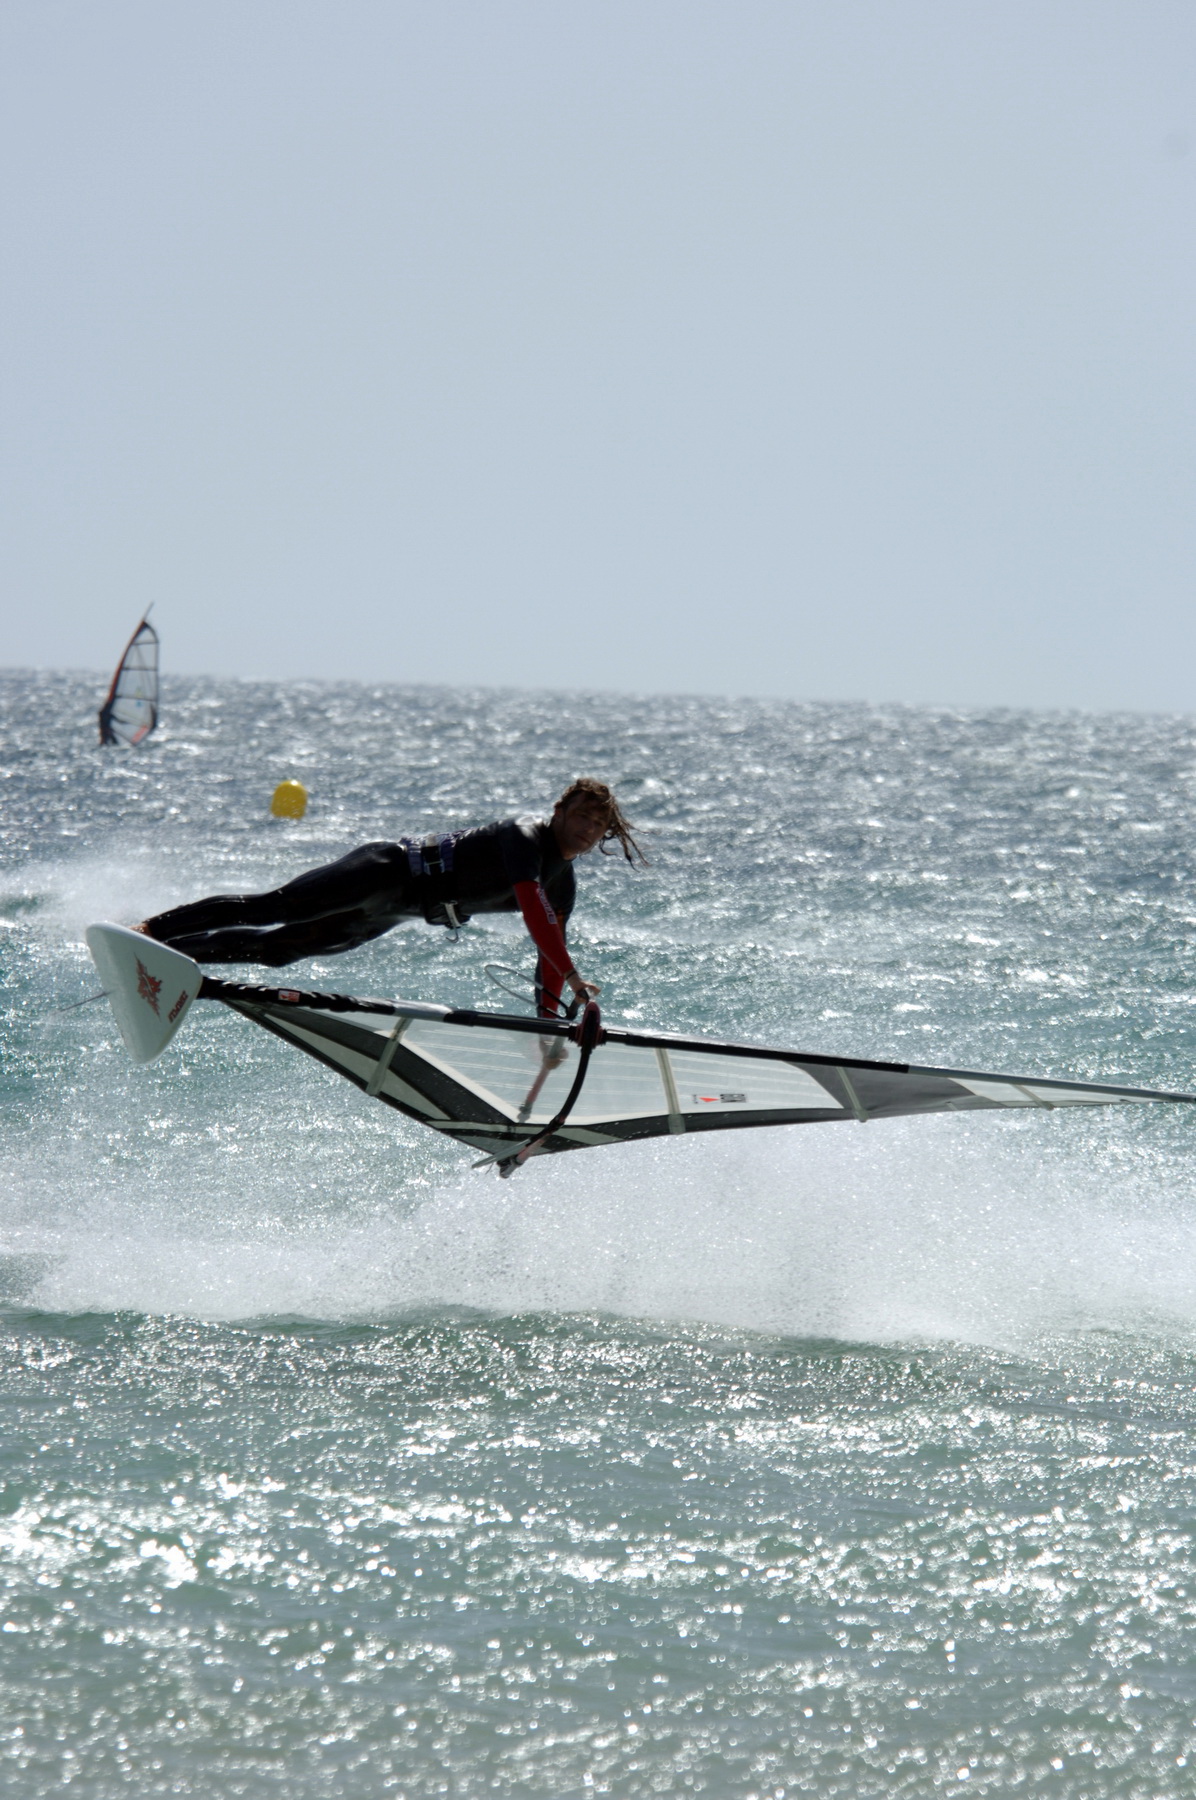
85;923;203;1064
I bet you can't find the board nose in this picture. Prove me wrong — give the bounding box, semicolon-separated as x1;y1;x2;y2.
84;923;204;1064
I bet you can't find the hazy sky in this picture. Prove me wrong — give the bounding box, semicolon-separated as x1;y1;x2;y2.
2;2;1193;710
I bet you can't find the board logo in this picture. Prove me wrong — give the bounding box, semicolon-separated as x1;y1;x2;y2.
136;957;163;1016
692;1092;748;1105
167;990;190;1023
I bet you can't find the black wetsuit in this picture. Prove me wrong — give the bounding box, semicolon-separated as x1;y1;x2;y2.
144;818;576;968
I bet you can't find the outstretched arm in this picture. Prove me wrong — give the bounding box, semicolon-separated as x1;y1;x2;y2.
513;880;598;1017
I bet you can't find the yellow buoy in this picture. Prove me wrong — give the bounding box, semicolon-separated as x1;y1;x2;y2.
270;779;308;820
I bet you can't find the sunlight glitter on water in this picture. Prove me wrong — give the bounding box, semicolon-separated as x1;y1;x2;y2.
4;673;1196;1796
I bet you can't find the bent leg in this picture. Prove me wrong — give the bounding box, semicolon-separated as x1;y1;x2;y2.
156;924;305;965
158;919;390;967
264;842;414;920
143;842;415;964
142;890;282;940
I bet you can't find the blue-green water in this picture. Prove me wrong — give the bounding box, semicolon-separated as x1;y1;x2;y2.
4;671;1196;1797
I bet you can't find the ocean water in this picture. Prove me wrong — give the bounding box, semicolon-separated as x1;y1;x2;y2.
3;670;1196;1798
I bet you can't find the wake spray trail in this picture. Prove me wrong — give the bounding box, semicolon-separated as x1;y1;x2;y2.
10;837;1196;1348
5;1114;1196;1351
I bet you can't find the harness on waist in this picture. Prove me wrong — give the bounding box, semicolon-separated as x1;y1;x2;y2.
401;834;464;933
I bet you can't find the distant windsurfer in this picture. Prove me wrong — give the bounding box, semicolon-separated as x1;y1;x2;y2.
137;779;645;1017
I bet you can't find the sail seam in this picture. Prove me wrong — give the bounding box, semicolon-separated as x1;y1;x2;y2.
837;1068;869;1121
655;1048;685;1133
366;1018;411;1096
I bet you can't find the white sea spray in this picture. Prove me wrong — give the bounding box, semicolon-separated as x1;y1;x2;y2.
3;673;1196;1798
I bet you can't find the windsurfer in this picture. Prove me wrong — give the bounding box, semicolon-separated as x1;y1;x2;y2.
137;779;645;1017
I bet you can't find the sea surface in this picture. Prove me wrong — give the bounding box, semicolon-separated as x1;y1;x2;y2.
3;670;1196;1798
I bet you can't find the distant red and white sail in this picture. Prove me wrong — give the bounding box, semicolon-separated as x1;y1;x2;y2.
98;613;159;747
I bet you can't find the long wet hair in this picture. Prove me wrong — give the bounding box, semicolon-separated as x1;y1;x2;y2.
555;778;648;866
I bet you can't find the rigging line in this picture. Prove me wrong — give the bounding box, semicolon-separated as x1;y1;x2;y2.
483;962;537;1006
483;960;576;1022
55;990;110;1012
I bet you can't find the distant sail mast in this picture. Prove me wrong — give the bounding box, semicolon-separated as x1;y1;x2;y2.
98;611;159;748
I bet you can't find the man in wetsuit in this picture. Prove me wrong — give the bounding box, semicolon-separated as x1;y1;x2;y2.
138;779;644;1017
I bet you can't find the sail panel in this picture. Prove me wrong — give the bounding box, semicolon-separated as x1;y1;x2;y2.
208;991;1196;1168
98;617;159;747
400;1017;670;1125
954;1077;1155;1108
664;1047;839;1115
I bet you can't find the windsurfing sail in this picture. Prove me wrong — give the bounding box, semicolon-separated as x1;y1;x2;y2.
98;612;159;747
84;924;1196;1173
